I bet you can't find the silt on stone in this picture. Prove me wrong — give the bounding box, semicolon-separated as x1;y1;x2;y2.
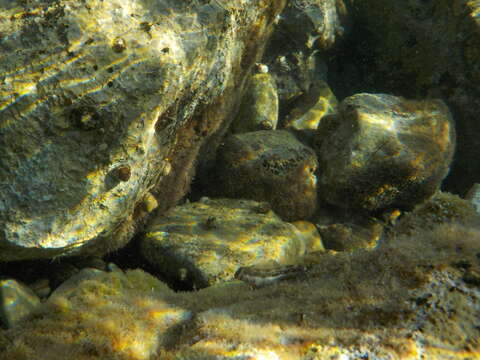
140;198;323;289
314;93;456;211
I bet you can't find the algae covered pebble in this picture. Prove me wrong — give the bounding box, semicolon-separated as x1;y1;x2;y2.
141;198;318;289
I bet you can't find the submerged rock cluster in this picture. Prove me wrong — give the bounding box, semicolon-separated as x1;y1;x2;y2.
0;0;479;359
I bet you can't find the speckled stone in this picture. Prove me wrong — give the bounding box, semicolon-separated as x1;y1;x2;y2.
214;130;318;221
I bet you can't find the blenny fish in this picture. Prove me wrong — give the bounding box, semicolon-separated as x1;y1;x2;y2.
234;263;307;288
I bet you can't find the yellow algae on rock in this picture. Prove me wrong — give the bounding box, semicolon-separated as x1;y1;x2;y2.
140;198;317;289
0;0;288;261
315;93;456;211
291;220;325;253
285;80;338;130
0;269;190;360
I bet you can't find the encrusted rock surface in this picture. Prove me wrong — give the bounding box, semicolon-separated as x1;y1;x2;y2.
0;0;286;261
140;198;323;289
392;191;480;237
214;130;318;221
315;93;456;211
0;269;193;360
280;0;350;50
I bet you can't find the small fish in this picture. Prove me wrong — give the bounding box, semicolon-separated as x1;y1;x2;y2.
234;263;307;288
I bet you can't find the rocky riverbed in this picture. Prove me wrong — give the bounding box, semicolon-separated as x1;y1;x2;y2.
0;0;479;359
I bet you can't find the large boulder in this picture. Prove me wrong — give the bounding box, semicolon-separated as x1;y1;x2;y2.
0;0;286;260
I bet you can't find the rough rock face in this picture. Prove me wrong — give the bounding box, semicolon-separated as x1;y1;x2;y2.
0;0;286;261
261;0;350;111
140;198;323;289
315;93;456;211
281;0;350;50
214;130;318;221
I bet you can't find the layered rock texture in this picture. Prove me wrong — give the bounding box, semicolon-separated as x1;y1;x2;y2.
0;0;286;260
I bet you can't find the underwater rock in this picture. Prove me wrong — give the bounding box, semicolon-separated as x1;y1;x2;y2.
284;79;338;130
261;0;348;129
315;93;456;211
392;191;480;237
0;0;287;261
28;278;51;299
215;130;318;221
281;0;350;50
231;68;279;133
291;220;325;252
268;50;328;107
1;222;480;359
1;269;192;360
0;279;41;329
263;1;338;105
349;0;480;197
140;198;323;289
316;219;382;252
466;183;480;215
48;268;105;301
312;201;386;252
